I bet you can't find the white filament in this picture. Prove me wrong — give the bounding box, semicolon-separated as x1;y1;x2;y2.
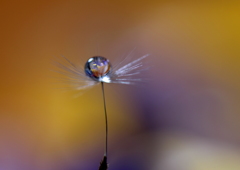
53;54;149;91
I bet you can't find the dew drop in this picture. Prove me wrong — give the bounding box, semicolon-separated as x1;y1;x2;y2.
85;56;111;82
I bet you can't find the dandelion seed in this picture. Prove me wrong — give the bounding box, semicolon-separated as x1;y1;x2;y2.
53;52;149;170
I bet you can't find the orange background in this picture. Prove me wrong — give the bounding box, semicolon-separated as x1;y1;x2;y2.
0;1;240;169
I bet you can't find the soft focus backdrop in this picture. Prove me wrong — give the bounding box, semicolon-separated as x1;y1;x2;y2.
0;1;240;170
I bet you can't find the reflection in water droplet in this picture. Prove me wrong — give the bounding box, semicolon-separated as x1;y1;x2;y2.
85;56;111;83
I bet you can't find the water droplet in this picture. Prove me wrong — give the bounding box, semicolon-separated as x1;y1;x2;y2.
85;56;111;82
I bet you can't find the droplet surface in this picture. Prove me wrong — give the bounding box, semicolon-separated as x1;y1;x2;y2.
85;56;111;82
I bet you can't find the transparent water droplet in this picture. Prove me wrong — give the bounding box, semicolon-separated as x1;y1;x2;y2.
85;56;111;82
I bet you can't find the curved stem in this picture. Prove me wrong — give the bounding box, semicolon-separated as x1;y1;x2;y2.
101;82;108;158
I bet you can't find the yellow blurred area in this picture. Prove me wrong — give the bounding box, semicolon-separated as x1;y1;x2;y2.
0;0;240;169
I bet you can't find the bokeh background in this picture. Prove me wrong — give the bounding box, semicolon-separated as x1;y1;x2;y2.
1;0;240;170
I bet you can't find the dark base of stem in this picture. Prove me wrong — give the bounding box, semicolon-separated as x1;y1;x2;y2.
99;155;108;170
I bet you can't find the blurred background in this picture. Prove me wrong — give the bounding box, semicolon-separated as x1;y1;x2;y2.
0;0;240;170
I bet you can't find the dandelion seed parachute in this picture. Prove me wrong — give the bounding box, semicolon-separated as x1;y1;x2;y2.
53;53;149;170
54;54;149;90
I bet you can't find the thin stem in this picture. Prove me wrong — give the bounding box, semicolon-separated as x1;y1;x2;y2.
101;82;108;158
